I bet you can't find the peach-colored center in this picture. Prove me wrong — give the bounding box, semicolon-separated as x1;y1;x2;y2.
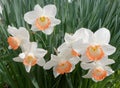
71;49;80;57
56;61;72;74
7;36;20;50
92;67;107;81
23;55;37;66
86;45;104;61
35;16;51;30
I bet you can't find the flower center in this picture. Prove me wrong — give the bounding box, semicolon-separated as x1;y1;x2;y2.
35;16;51;30
56;61;72;74
86;45;104;61
71;49;80;57
23;55;37;66
7;36;20;50
92;67;107;81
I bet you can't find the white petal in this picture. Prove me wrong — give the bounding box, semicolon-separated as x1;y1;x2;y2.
43;4;57;17
50;18;61;26
69;57;81;65
31;25;39;31
72;39;88;55
42;27;54;35
19;53;25;59
104;66;114;76
81;62;94;70
7;25;18;36
43;60;57;69
64;33;73;43
30;42;37;52
35;49;47;57
102;44;116;55
24;11;39;24
37;58;45;66
94;28;110;44
17;27;30;41
13;57;23;62
70;64;75;72
81;55;91;62
99;57;115;66
82;69;92;78
53;67;60;78
34;4;43;14
25;65;31;72
57;43;68;52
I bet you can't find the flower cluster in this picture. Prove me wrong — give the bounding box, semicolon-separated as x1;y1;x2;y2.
7;4;116;82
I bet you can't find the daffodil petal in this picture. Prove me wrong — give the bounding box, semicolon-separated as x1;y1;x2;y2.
37;58;45;66
13;57;23;62
34;4;43;14
81;62;94;70
50;18;61;26
69;57;81;65
64;33;73;43
44;60;57;69
36;49;47;57
82;69;92;78
102;44;116;55
94;28;110;44
24;11;39;24
104;66;114;76
25;65;31;72
53;67;60;78
43;4;57;17
42;27;54;35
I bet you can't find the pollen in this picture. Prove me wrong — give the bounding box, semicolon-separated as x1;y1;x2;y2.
71;49;80;57
56;60;72;74
86;45;104;61
92;67;107;81
7;36;20;50
23;55;37;66
35;16;51;30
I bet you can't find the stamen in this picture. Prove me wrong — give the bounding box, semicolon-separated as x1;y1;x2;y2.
92;67;107;81
23;55;37;66
7;36;20;50
86;45;104;61
35;16;51;30
56;61;72;74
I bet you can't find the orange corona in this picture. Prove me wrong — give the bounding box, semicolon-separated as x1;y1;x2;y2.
86;45;104;61
23;55;37;66
56;61;72;74
92;67;107;81
35;16;51;30
7;36;20;50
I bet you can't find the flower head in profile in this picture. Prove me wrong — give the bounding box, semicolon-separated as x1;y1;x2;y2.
73;28;116;62
7;26;30;50
44;53;79;78
58;28;89;58
24;4;61;35
81;57;115;82
13;42;47;72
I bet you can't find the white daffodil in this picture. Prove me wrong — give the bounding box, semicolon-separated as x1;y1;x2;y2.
81;57;115;82
13;42;47;72
73;28;116;62
24;4;61;35
58;28;89;57
7;26;30;50
44;54;79;78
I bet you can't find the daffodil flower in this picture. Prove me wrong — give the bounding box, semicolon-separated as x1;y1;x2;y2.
58;28;89;57
24;4;61;35
7;26;30;50
73;28;116;62
81;57;115;82
44;54;78;78
13;42;47;72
